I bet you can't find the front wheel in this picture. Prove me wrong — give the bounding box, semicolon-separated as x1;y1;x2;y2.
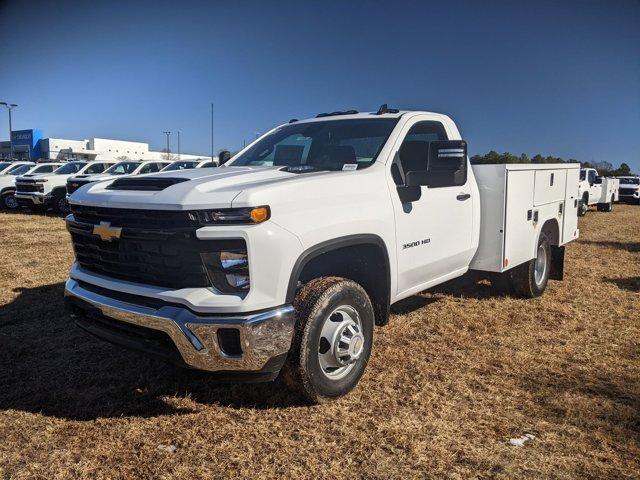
54;195;70;214
1;192;18;210
282;276;374;403
509;232;551;298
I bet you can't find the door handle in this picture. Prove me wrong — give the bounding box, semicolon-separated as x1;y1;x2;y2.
456;193;471;201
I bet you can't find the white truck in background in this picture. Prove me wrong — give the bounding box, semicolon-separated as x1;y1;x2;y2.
66;160;171;197
64;107;580;402
577;167;617;216
0;162;62;209
14;161;115;213
617;176;640;204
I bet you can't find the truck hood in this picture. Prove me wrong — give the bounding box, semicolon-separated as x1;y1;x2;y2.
0;175;18;188
70;166;324;209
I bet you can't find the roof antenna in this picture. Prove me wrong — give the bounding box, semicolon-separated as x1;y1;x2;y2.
376;104;400;115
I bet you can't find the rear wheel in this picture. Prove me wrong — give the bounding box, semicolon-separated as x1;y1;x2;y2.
577;194;588;217
509;232;551;298
282;276;374;403
605;195;614;212
1;192;18;210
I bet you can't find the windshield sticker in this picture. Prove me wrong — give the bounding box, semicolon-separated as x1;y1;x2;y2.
342;164;358;171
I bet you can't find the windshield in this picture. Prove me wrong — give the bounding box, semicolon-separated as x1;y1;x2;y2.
7;164;31;176
163;161;199;171
619;178;639;185
0;162;12;171
229;118;399;171
54;162;87;174
104;162;140;175
31;165;58;174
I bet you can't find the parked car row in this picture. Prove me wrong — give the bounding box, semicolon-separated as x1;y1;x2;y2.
0;158;217;213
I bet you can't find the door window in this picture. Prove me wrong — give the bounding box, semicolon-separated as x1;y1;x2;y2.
397;121;447;175
139;163;162;174
588;170;596;184
84;163;107;174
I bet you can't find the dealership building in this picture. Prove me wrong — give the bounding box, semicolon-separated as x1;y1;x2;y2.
0;129;211;162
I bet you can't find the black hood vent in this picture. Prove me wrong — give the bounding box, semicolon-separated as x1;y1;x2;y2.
106;177;190;191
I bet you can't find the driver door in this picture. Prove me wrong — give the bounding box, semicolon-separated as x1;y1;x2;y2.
389;118;473;296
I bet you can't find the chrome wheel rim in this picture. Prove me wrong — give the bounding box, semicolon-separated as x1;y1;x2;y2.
534;244;548;286
318;305;364;380
4;196;17;209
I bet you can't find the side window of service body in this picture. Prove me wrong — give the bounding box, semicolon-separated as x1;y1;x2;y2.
393;121;467;188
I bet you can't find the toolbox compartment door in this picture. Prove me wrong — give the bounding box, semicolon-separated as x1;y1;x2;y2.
534;169;566;206
503;170;536;270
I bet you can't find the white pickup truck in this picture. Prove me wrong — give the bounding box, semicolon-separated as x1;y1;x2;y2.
0;162;61;209
617;176;640;204
66;160;171;197
15;161;115;213
577;167;618;216
64;108;580;402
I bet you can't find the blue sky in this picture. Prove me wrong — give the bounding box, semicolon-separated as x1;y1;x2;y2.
0;0;638;170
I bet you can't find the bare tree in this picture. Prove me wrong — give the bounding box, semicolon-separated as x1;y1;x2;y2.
160;149;178;162
115;155;130;161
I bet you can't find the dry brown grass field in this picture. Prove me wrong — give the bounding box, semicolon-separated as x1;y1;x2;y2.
0;205;638;479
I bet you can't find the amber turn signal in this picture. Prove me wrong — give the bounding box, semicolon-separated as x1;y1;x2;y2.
250;206;270;223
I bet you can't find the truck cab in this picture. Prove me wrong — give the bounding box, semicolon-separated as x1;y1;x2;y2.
64;107;579;402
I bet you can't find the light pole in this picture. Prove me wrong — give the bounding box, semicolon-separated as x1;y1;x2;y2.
0;102;18;159
163;131;171;160
177;130;181;160
211;103;214;163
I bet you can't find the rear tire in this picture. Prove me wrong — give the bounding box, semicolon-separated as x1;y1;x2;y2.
577;194;588;217
605;195;614;212
282;276;374;404
509;232;551;298
1;192;18;210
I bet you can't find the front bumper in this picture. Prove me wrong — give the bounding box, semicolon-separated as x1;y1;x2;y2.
64;278;296;375
15;192;51;206
619;191;640;201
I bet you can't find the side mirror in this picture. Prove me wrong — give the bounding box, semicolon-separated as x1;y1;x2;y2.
396;185;421;203
218;150;231;165
405;170;430;187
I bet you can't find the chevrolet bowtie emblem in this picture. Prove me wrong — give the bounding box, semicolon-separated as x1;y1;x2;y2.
93;221;122;242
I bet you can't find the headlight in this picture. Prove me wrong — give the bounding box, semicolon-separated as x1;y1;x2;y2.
192;206;270;225
201;244;250;294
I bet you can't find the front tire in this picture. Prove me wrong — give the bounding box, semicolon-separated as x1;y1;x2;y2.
509;232;551;298
1;192;18;210
282;276;374;403
54;195;70;214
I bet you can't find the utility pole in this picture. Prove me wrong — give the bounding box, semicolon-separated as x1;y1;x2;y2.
211;103;214;162
163;131;171;160
0;102;18;159
177;130;181;160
